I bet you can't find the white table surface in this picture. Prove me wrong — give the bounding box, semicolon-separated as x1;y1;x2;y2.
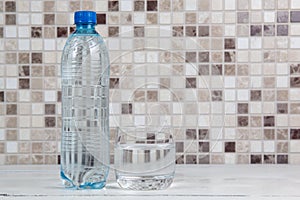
0;165;300;200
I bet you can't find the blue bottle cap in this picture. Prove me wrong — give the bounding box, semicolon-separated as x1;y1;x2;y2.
74;11;97;24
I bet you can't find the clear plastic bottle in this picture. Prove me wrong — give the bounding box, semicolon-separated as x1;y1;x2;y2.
60;11;110;189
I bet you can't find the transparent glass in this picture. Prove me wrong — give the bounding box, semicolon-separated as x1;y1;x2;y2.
60;23;110;189
114;126;175;190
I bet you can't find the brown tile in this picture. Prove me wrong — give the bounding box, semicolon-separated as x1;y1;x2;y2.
237;155;249;164
6;104;17;115
264;155;275;164
6;53;17;64
5;14;15;25
198;64;209;75
198;0;209;10
277;25;288;36
291;11;300;22
237;12;249;23
176;155;184;164
121;103;132;114
31;53;43;64
264;129;275;140
224;52;236;62
97;14;106;24
225;142;236;153
45;104;55;115
32;143;43;153
172;65;184;75
238;116;248;127
109;78;119;89
0;91;4;102
147;13;157;24
70;27;76;34
225;65;235;75
134;26;144;37
250;116;262;127
211;154;224;164
277;155;288;164
18;142;30;153
160;78;170;88
277;11;288;23
238;103;248;114
45;117;56;127
290;103;300;114
31;66;43;77
44;65;56;76
211;64;222;75
186;26;197;37
19;53;30;64
19;79;30;89
290;129;300;139
31;27;42;38
198;90;210;101
19;66;30;77
5;1;16;12
173;26;184;37
186;77;196;88
69;1;80;11
44;14;55;25
185;13;196;24
277;142;288;153
198;129;209;140
264;25;275;36
6;130;17;140
6;91;16;102
44;1;55;12
224;38;235;49
199;52;209;62
0;27;3;38
6;155;18;164
176;142;183;152
251;90;262;101
263;77;275;88
57;91;61;102
186;129;196;140
44;27;55;38
211;26;223;37
134;90;145;101
290;64;300;74
6;117;17;128
211;90;222;101
199;142;209;152
263;90;275;101
185;52;196;63
45;155;57;164
186;155;197;164
251;154;262;164
250;25;262;36
264;116;275;127
159;0;170;11
147;1;157;11
147;91;158;102
212;51;223;62
277;103;288;114
291;77;300;88
198;26;209;37
277;90;288;101
57;27;68;38
134;0;145;11
277;129;288;140
0;143;5;153
32;91;43;102
108;1;119;11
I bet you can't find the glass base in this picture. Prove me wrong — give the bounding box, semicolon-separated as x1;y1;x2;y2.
61;171;106;190
116;174;174;190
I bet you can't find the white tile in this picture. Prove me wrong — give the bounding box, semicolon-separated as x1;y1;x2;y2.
250;102;262;114
237;89;249;101
224;0;236;10
31;39;43;50
44;91;56;102
44;39;55;51
18;39;30;51
160;26;171;37
211;102;223;114
160;90;171;101
263;141;275;153
290;24;300;36
96;1;108;11
31;14;43;25
225;102;236;114
291;0;300;9
210;140;223;152
120;39;132;50
291;141;300;152
108;38;119;50
211;0;223;10
31;1;43;12
224;25;235;36
250;141;262;152
120;0;132;11
134;116;145;126
0;129;4;140
251;0;262;9
211;12;223;23
277;115;288;127
224;128;236;139
237;51;249;62
6;78;17;89
134;103;146;114
224;90;236;101
19;116;31;128
185;63;197;75
32;103;44;115
146;52;159;63
198;115;210;127
237;38;249;49
6;141;18;153
19;91;31;102
160;13;171;24
31;116;44;128
18;14;30;25
6;65;18;76
133;13;145;24
185;0;197;10
224;77;236;88
225;153;236;164
251;77;262;88
19;129;30;141
276;76;288;88
264;11;275;23
199;102;210;114
290;115;300;126
5;27;17;38
276;64;288;75
0;79;3;89
290;37;300;48
250;37;262;49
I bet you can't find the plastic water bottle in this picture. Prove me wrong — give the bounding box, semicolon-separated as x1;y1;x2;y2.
60;11;110;189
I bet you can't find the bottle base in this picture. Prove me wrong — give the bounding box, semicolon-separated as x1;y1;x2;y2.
116;174;174;190
61;171;106;190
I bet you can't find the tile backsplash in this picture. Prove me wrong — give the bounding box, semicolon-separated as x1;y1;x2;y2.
0;0;300;165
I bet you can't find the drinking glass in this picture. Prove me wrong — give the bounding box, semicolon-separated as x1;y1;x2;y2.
114;126;175;190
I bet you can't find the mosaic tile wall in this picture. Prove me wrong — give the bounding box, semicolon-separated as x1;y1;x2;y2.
1;0;300;165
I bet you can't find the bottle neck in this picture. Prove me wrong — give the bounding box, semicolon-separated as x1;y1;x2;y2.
74;23;97;34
